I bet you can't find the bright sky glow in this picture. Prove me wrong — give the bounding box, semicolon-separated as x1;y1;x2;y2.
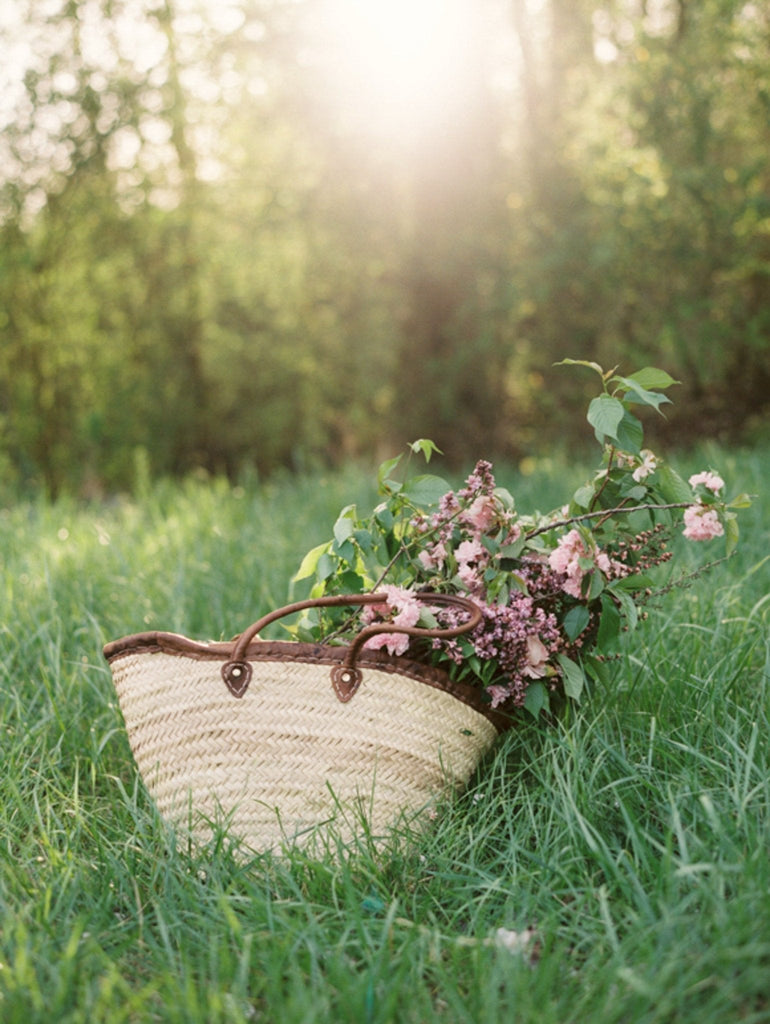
320;0;478;142
0;0;522;214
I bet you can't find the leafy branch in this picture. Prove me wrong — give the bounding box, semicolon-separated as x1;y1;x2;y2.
524;501;692;541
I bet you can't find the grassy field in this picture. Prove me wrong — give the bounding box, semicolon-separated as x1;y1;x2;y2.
0;445;768;1023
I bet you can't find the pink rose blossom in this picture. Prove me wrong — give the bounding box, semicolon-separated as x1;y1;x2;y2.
457;564;482;590
682;504;724;541
364;631;411;656
548;529;589;597
548;529;619;598
561;576;584;599
370;584;420;628
688;470;725;495
418;550;434;570
547;529;583;576
456;538;486;567
363;584;421;655
463;495;498;533
595;550;612;575
418;542;446;570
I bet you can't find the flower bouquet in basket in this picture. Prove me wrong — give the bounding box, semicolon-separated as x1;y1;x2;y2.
104;360;751;854
290;360;750;728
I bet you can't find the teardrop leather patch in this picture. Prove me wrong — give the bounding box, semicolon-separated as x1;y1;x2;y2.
331;665;362;703
221;661;252;698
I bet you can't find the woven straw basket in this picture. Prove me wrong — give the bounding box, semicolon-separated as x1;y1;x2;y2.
104;593;510;853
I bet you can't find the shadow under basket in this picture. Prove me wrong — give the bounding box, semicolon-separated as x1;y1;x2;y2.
103;593;512;854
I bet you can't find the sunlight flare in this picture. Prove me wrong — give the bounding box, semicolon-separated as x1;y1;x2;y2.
321;0;475;140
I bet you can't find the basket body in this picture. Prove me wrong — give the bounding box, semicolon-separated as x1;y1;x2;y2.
105;631;504;853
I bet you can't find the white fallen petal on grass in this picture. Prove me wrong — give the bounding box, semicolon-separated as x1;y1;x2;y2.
493;926;538;956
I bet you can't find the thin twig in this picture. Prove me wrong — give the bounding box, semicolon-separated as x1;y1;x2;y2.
641;555;733;601
524;501;691;541
589;446;616;512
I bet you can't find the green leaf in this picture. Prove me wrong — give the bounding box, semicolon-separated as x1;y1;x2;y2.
316;552;337;581
524;680;549;718
402;474;451;507
295;623;320;643
611;375;672;412
292;541;331;583
505;571;530;594
377;454;402;492
493;486;515;510
626;366;679;391
587;570;605;600
725;513;739;556
338;570;365;592
657;463;693;504
375;505;395;530
333;539;356;563
618;483;651;503
408;438;442;462
572;484;595;509
584;654;610;686
557;654;585;702
614;589;639;631
727;492;753;510
619;482;648;501
554;358;606;379
333;511;355;546
563;605;591;640
468;655;483;676
596;594;621;651
481;534;500;556
614;410;644;454
500;534;526;559
353;528;374;553
587;394;625;443
610;573;655;591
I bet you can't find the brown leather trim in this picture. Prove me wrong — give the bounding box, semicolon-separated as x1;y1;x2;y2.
103;632;514;733
103;630;238;661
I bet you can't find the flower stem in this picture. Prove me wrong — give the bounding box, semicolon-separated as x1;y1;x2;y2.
524;502;691;541
589;446;616;512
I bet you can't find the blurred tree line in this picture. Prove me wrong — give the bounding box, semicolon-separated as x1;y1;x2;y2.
1;0;769;495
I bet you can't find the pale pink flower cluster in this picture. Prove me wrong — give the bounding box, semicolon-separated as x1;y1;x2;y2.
413;460;520;598
689;470;725;494
455;538;487;591
682;505;724;542
362;584;421;656
682;470;725;541
547;529;619;599
464;494;498;532
403;461;571;708
432;570;563;708
417;542;446;571
632;449;658;482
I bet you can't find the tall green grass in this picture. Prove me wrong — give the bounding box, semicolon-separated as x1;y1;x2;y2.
0;447;767;1023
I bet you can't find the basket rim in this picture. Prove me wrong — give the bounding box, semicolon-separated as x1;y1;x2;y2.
103;631;514;733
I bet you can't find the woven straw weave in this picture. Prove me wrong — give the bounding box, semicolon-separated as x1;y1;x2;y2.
107;644;500;853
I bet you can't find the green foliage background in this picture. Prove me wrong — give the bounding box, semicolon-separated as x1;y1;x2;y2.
1;0;769;495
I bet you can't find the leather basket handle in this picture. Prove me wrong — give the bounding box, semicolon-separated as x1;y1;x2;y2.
221;592;482;701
